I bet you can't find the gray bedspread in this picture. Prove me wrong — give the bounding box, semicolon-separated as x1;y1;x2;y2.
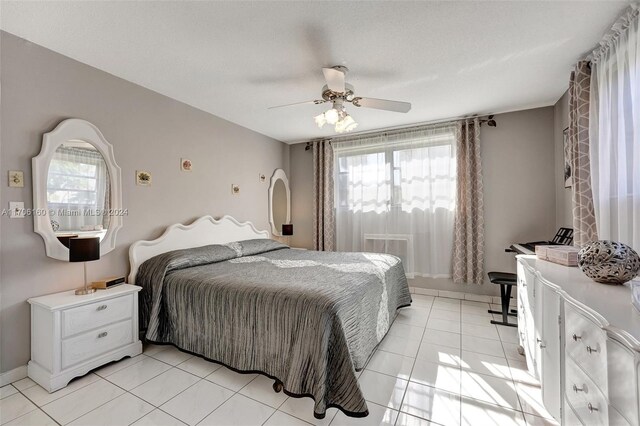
137;239;411;418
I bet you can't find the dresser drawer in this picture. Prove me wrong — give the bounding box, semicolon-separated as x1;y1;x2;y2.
564;303;608;394
62;294;133;337
566;357;609;426
564;397;584;426
61;320;133;369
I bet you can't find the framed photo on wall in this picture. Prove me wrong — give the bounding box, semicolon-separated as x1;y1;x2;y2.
563;127;572;188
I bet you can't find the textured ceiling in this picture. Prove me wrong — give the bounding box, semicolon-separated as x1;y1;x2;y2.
0;1;629;143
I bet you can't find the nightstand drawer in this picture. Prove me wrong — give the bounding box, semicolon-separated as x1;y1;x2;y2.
62;294;133;337
61;320;133;369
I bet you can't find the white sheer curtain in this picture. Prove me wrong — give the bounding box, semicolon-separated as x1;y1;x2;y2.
590;5;640;249
333;124;457;277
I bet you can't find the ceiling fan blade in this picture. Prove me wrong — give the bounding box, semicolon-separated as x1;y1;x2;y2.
322;67;346;93
351;97;411;113
268;99;326;109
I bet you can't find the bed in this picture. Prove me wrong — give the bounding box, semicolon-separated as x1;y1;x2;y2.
129;215;412;419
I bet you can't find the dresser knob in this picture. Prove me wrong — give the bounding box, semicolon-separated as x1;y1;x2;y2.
97;305;107;311
572;384;584;393
572;333;581;342
98;332;108;338
586;345;599;354
587;403;598;413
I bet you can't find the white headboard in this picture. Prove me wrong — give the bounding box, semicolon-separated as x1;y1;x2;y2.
128;215;270;284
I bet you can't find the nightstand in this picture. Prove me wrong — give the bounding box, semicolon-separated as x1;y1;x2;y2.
27;284;142;392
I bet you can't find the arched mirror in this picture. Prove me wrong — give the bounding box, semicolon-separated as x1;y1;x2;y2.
268;169;290;237
33;119;123;260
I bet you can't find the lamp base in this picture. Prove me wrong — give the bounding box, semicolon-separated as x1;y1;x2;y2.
75;287;97;295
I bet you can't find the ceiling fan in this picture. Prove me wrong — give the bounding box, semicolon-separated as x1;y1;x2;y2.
268;66;412;134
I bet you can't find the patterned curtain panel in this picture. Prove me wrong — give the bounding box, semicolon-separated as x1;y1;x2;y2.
453;118;485;284
589;5;640;250
312;140;335;251
568;61;598;247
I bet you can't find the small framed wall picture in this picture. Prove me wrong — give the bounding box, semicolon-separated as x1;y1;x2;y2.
136;170;152;186
8;170;24;187
181;158;192;172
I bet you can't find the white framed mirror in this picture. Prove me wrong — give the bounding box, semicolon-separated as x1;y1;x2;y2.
268;168;290;237
32;119;123;261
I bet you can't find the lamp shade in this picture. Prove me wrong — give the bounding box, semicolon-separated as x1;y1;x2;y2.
69;237;100;262
282;224;294;236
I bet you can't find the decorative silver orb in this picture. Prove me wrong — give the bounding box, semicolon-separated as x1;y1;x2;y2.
578;240;640;285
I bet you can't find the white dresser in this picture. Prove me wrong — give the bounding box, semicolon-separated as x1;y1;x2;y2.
27;284;142;392
517;255;640;425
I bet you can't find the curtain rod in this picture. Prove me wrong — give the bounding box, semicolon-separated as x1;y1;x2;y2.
304;113;495;150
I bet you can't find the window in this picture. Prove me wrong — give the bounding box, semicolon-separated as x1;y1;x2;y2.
333;125;456;277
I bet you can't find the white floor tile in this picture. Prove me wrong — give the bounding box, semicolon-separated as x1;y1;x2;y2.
22;373;100;406
387;323;425;341
515;382;554;419
176;356;221;378
161;379;234;425
523;413;559;425
0;393;37;424
460;351;511;380
426;318;461;334
438;291;464;300
199;393;274;426
239;375;288;409
410;360;461;394
130;368;200;406
508;359;538;386
461;300;489;308
330;401;399;425
460;399;526;426
395;307;430;327
461;312;493;325
132;409;187;426
205;367;258;392
0;385;17;400
460;372;520;411
10;378;37;392
279;397;337;426
422;329;461;349
461;323;500;340
497;326;520;344
143;343;168;356
365;350;414;380
432;299;461;313
95;354;148;377
461;305;492;316
461;335;505;357
428;309;460;321
68;393;154;426
395;412;439;425
4;409;56;426
502;342;525;361
41;379;124;425
416;343;461;367
104;356;172;390
149;346;193;366
410;295;434;308
264;410;311;426
377;335;421;358
400;382;461;426
357;370;407;410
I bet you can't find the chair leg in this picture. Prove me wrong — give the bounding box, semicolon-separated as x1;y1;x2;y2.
490;283;517;327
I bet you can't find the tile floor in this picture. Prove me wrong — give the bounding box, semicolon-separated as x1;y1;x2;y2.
0;295;559;426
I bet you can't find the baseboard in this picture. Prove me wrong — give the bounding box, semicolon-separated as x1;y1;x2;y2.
409;286;514;305
0;365;27;387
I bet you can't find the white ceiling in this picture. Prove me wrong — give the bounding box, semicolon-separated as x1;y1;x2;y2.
0;1;629;143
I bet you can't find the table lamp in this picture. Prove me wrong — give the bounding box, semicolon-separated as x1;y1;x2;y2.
69;237;100;295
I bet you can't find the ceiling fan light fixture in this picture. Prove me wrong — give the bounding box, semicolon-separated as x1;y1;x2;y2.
324;108;340;125
314;113;327;128
334;114;357;133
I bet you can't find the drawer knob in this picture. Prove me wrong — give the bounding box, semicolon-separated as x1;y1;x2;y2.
97;305;107;311
586;345;599;354
572;384;584;393
536;338;546;349
587;403;598;413
572;333;581;342
98;332;108;338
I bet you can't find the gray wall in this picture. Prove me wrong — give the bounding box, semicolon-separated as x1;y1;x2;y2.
0;32;288;373
554;90;573;229
290;107;557;296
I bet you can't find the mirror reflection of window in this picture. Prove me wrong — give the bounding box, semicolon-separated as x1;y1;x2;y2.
272;179;288;233
46;141;110;239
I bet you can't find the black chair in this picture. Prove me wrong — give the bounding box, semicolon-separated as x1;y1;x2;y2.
487;272;517;327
